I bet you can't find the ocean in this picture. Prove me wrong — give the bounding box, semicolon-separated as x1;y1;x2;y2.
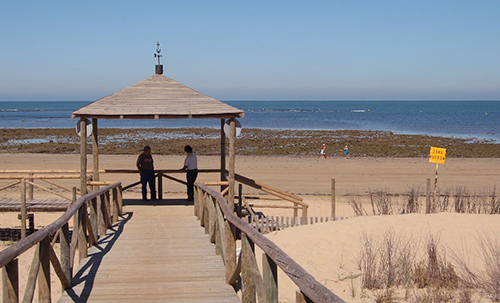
0;101;499;142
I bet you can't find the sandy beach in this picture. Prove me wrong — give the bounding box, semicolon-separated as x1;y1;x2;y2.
1;153;499;302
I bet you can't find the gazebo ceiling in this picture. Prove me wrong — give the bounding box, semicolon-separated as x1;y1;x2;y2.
72;74;244;119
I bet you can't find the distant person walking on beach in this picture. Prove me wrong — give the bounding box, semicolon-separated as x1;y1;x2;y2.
343;145;350;159
137;146;157;201
181;145;198;201
320;144;327;159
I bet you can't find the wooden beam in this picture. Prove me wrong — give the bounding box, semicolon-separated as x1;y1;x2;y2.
20;179;27;239
228;118;236;211
220;119;227;192
80;118;87;196
92;118;99;184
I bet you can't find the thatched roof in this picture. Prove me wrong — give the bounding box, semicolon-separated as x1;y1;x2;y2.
72;74;244;119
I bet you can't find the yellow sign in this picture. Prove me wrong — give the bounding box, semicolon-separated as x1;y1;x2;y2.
429;147;446;164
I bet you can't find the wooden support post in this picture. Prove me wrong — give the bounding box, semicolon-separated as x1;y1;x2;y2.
89;198;98;243
238;183;243;218
241;234;256;303
2;258;18;303
38;236;51;303
112;188;119;223
228;118;236;211
263;253;278;303
20;178;27;239
117;186;123;215
157;173;163;200
331;179;336;220
426;178;431;214
28;172;34;200
432;163;439;211
78;205;88;262
224;221;236;282
80;118;88;196
60;222;71;290
98;194;106;236
302;206;308;224
293;203;298;218
92;118;99;187
220;119;227;192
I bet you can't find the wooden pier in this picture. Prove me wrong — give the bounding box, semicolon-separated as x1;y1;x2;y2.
0;199;70;212
58;200;239;303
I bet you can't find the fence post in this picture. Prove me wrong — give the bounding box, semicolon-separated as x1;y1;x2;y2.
426;178;431;214
241;234;256;303
28;172;34;200
2;259;19;303
89;197;98;242
38;236;51;303
21;178;27;239
331;179;336;220
60;222;71;290
263;253;278;303
78;204;88;262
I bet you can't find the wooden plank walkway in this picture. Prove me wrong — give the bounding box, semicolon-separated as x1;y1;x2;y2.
58;200;239;303
0;198;70;212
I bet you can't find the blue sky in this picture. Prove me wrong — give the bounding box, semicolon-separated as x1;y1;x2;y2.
1;1;499;101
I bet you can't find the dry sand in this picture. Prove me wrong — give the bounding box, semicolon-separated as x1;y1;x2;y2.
1;154;499;302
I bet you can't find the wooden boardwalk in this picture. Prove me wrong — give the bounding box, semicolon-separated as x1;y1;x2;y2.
58;200;239;303
0;198;70;212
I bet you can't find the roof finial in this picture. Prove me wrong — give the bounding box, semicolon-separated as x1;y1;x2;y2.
154;41;163;75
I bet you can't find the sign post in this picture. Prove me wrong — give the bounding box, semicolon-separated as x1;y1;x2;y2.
429;147;446;211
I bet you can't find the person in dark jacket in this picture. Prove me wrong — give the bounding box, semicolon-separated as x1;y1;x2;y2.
137;146;157;201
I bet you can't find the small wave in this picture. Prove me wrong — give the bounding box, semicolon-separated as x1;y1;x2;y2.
351;109;369;113
0;109;20;112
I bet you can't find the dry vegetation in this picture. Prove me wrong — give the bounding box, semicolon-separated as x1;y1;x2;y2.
348;186;500;216
359;230;500;302
1;128;500;157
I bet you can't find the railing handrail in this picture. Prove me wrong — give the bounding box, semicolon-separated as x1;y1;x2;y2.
196;182;345;303
0;182;121;268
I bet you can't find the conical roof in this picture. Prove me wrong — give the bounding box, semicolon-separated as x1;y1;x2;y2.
72;74;244;119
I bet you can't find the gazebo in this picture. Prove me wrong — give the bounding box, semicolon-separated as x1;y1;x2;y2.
72;59;244;206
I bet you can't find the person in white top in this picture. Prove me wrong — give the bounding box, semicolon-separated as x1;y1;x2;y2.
181;145;198;201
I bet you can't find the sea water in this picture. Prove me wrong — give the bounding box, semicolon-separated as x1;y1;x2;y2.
0;101;499;142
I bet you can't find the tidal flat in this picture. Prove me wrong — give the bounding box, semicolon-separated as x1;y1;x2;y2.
1;128;499;157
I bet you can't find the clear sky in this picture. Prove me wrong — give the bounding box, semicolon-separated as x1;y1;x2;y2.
1;1;499;101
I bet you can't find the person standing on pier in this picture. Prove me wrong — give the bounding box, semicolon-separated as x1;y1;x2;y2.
181;145;198;201
137;145;157;201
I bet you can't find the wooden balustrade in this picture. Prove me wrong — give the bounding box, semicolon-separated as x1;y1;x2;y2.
0;182;122;303
194;183;346;303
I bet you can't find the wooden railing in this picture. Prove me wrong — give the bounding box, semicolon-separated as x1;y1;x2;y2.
194;182;346;303
0;170;95;200
0;182;123;303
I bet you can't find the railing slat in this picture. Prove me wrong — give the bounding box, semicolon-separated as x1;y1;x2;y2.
60;222;71;289
49;243;71;289
263;253;279;303
22;244;40;303
2;258;18;303
38;237;51;303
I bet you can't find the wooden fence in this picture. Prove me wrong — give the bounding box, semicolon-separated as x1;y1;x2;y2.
247;214;349;235
0;182;122;303
194;182;346;303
